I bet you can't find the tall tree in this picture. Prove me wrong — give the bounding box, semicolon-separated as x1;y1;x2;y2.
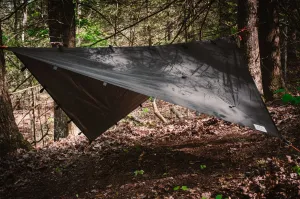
258;0;284;100
0;23;31;156
48;0;76;141
238;0;263;94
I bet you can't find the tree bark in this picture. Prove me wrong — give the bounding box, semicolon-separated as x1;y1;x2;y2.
0;23;31;156
258;0;284;101
48;0;76;141
238;0;263;95
287;1;298;60
13;0;19;41
21;0;28;42
288;28;297;60
282;22;288;81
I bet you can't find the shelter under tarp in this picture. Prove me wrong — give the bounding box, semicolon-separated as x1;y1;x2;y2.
8;39;279;140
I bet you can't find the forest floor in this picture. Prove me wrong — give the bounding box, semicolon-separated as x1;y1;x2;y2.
1;62;300;199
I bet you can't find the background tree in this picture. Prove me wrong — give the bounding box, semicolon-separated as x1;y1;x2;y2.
238;0;263;94
258;0;284;101
0;22;31;156
48;0;76;141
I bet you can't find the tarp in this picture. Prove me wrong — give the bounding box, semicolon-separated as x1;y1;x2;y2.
9;39;279;140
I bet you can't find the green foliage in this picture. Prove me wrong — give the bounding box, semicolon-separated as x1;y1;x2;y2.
142;108;149;113
181;186;189;191
54;167;62;174
149;97;154;102
2;34;8;43
274;88;285;94
31;11;41;18
215;195;223;199
48;117;54;122
173;185;189;191
273;89;300;105
200;164;207;170
76;18;89;28
76;18;107;46
282;94;300;105
27;28;49;38
134;170;144;176
292;165;300;176
230;25;238;35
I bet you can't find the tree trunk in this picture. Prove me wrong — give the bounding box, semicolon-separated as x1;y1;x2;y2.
258;0;284;101
238;0;263;95
0;23;31;156
48;0;76;141
218;0;232;37
288;28;297;60
13;0;18;41
21;0;28;42
281;17;288;81
287;1;298;60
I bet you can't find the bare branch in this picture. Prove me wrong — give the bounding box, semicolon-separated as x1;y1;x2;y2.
0;0;36;22
79;2;131;43
88;0;179;47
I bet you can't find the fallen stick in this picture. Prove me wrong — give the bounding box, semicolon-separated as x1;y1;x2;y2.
152;98;167;124
170;106;183;121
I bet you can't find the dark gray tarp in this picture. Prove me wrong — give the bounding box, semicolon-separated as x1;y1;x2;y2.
9;39;279;140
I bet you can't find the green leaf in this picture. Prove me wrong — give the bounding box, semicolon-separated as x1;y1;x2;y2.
31;11;40;17
134;170;144;176
181;186;189;191
292;166;300;175
173;186;180;191
297;87;300;91
55;167;61;173
282;94;293;103
142;108;149;113
202;197;207;199
200;164;207;169
274;88;285;94
216;195;223;199
293;96;300;105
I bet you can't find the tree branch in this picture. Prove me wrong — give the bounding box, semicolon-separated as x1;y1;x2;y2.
79;2;131;43
88;0;179;47
11;75;33;93
0;0;35;22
